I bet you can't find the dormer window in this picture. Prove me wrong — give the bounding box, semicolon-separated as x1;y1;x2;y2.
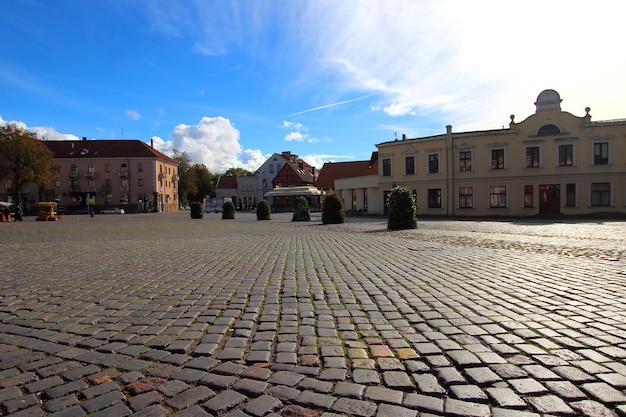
537;124;560;136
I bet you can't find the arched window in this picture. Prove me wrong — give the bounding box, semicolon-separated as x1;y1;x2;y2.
537;124;560;136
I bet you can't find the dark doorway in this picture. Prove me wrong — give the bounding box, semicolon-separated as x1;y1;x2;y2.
539;184;560;214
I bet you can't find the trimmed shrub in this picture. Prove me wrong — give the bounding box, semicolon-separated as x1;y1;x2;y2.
322;194;345;224
256;200;271;220
387;186;417;230
190;202;203;219
222;201;235;219
292;196;311;222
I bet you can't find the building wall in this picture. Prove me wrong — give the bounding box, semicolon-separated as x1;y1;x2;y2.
376;90;626;217
335;175;379;213
39;156;178;213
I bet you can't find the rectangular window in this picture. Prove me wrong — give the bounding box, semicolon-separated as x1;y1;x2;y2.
382;158;392;176
269;164;274;174
459;187;473;208
138;178;144;186
105;164;111;173
593;142;609;165
525;146;540;168
491;149;504;169
428;154;439;173
524;185;533;208
489;186;507;208
405;156;415;175
427;189;442;208
566;183;576;207
559;144;573;166
137;163;143;172
459;150;472;171
590;182;610;206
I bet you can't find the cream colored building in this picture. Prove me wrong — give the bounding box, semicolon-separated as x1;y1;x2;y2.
376;90;626;217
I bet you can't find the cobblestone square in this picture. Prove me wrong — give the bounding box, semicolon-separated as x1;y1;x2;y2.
0;212;624;416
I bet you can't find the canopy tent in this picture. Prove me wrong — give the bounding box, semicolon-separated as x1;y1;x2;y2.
263;185;324;198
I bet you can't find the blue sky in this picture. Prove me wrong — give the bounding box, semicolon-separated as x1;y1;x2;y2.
2;1;625;172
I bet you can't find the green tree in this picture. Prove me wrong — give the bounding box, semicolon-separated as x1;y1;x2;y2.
387;186;417;230
223;167;253;177
322;193;345;224
292;196;311;222
0;124;58;204
186;163;214;202
171;149;192;206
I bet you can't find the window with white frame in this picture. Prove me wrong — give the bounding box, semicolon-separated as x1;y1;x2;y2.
525;146;540;168
593;142;609;165
405;155;415;175
590;182;611;206
489;186;507;208
382;158;392;176
558;144;574;166
458;187;473;208
459;150;472;172
428;153;439;173
491;149;505;169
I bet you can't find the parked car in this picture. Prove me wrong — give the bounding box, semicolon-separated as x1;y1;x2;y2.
100;208;125;214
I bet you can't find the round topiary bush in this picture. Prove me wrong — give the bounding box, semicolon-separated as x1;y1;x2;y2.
292;196;311;222
387;186;417;230
190;202;203;219
256;199;271;220
222;201;235;219
322;193;345;224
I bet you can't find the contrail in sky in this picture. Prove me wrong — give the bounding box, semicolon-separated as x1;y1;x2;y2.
287;95;372;117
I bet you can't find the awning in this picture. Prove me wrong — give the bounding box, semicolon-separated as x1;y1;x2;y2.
264;186;325;198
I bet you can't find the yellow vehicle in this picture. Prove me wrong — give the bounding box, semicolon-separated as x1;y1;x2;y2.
36;202;58;221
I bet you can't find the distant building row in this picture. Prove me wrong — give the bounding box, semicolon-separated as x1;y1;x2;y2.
3;89;625;217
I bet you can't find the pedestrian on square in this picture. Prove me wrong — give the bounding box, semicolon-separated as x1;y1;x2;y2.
14;205;22;221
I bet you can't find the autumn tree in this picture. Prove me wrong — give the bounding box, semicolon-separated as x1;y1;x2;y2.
0;124;58;204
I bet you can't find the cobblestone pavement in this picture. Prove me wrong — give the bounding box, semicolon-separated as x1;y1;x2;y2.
0;212;625;417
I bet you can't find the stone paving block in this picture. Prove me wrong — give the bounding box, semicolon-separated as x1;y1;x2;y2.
486;387;526;408
526;394;575;415
128;390;163;411
449;384;488;402
4;393;40;413
295;390;337;409
203;389;248;414
581;382;626;403
331;397;377;417
444;398;491;416
376;403;418;417
81;390;126;414
244;394;283;416
132;404;170;417
44;393;81;413
364;386;404;405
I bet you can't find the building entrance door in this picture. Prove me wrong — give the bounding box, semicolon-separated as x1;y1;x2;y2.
539;184;560;214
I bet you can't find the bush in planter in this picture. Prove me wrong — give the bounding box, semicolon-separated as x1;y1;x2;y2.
292;196;311;222
190;202;203;219
222;201;235;219
387;186;417;230
322;193;345;224
256;199;271;220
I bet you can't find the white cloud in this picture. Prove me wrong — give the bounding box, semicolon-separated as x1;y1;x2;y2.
163;116;265;172
284;131;305;142
125;110;141;120
281;120;305;130
0;115;79;141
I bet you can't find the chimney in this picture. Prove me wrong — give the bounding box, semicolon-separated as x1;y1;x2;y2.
402;133;407;140
82;137;87;142
151;138;154;148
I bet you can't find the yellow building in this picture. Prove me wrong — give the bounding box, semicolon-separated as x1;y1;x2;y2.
376;90;626;217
